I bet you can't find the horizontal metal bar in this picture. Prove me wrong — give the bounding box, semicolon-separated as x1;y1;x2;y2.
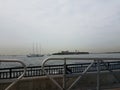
43;57;120;61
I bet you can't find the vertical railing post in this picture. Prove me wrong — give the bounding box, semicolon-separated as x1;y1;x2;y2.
9;68;12;78
63;58;66;90
96;59;100;90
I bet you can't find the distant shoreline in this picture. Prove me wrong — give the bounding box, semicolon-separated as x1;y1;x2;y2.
52;51;89;55
93;52;120;54
105;52;120;54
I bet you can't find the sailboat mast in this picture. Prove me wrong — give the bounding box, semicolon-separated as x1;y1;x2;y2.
33;43;35;54
39;44;41;55
36;43;38;54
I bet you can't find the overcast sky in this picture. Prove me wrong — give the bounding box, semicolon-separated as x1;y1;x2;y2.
0;0;120;55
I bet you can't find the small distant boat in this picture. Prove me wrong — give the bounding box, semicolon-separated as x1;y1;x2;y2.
27;54;44;57
27;43;44;57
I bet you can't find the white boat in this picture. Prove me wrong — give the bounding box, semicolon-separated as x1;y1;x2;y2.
27;54;44;57
27;43;44;57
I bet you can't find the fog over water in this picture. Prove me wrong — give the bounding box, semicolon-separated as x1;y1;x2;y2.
0;0;120;55
0;53;120;68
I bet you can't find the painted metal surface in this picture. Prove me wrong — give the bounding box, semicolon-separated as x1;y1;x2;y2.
0;59;26;90
42;57;120;90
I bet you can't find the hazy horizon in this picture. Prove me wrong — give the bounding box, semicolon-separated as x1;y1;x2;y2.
0;0;120;55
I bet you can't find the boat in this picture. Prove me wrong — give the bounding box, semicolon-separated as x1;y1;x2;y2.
27;54;44;57
27;43;44;57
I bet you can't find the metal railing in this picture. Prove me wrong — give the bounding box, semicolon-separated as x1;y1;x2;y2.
1;61;120;78
0;59;26;90
1;61;120;79
1;58;120;90
42;57;120;90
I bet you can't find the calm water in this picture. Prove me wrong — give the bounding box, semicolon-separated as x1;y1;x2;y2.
0;53;120;68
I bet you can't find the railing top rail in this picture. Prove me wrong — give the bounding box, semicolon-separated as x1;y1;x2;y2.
0;59;25;63
42;57;120;71
42;57;120;68
42;57;120;62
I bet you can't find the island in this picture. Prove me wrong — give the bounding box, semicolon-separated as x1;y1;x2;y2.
52;51;89;55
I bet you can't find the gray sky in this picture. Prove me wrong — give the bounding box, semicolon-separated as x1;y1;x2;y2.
0;0;120;55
